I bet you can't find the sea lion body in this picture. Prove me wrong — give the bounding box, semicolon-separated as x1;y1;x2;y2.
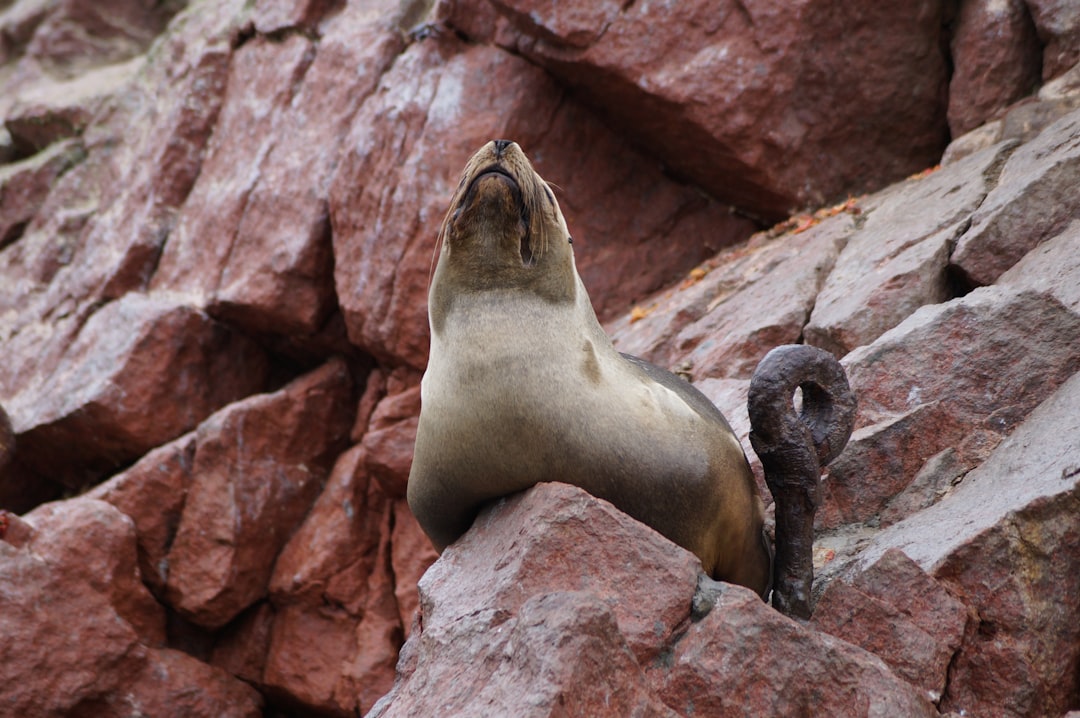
409;140;771;596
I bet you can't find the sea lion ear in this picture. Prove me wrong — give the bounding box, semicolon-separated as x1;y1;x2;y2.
568;236;573;245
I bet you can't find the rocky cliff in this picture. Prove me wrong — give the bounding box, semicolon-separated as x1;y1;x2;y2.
1;1;1079;716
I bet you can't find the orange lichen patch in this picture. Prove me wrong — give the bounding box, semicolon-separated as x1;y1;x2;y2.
629;305;654;323
907;164;941;181
678;266;709;289
766;196;863;238
812;545;837;570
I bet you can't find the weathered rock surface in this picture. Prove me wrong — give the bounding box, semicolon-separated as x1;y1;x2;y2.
948;0;1041;137
165;358;354;629
1;293;270;492
822;286;1080;528
804;140;1015;356
0;497;262;718
3;0;1080;714
951;106;1080;287
848;369;1080;717
372;483;937;717
470;0;950;221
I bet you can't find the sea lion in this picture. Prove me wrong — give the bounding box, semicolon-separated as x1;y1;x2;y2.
408;140;854;607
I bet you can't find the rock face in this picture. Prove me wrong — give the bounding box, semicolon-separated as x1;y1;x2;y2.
3;0;1080;715
371;483;937;717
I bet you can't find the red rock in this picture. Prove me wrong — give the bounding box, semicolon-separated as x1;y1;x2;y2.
948;0;1041;137
0;496;262;717
1;293;269;490
821;286;1080;528
417;483;701;665
111;648;263;718
482;0;949;220
17;0;183;74
371;482;697;716
86;432;196;595
360;383;421;498
656;583;938;717
210;602;276;685
151;33;316;309
372;591;679;718
0;537;147;716
0;138;84;249
998;218;1080;312
208;4;406;336
265;447;402;715
812;549;969;703
612;214;848;380
390;498;438;636
24;498;165;645
165;358;354;629
1027;0;1080;79
328;35;752;367
805;141;1016;356
4;58;141;153
0;1;246;450
854;370;1080;717
951;107;1080;286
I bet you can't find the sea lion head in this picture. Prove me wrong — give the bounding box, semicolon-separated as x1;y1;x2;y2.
433;140;576;305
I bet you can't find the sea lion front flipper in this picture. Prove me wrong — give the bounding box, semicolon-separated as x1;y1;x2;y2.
748;344;856;619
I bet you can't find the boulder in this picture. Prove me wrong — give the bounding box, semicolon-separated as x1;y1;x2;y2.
165;358;354;629
0;497;263;717
372;482;937;717
476;0;949;220
821;286;1080;528
852;369;1080;717
0;293;269;490
0;138;84;249
997;218;1080;312
947;0;1041;137
86;432;197;595
260;446;404;716
951;107;1080;287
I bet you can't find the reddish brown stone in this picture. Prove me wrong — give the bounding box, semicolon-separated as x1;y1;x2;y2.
0;496;262;717
855;371;1080;717
165;359;354;629
328;35;753;367
373;591;679;718
1;293;269;490
263;446;403;716
822;286;1080;528
998;218;1080;312
416;483;701;666
86;433;197;594
482;0;949;220
951;107;1080;286
611;214;848;380
1027;0;1080;79
657;583;938;717
4;58;140;153
0;138;84;249
390;499;438;637
24;498;166;645
151;33;316;308
360;383;421;498
209;4;406;336
805;141;1015;356
812;549;969;703
948;0;1041;137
